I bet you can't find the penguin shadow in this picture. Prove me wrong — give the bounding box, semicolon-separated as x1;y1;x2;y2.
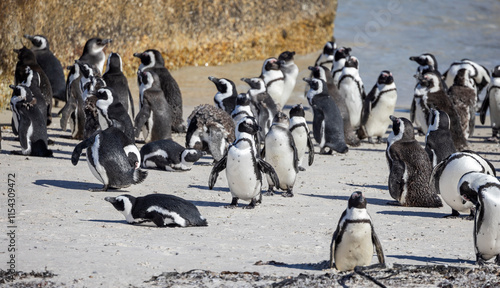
189;184;230;193
388;255;474;265
350;146;387;153
300;193;389;207
376;210;446;219
190;200;232;208
33;179;106;191
86;219;128;225
254;259;329;271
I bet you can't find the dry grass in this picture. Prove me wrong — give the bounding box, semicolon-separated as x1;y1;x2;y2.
0;0;336;109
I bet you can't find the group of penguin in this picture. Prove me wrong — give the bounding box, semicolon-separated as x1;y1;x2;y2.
5;34;500;270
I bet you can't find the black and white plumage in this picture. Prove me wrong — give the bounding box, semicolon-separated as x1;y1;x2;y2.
331;47;352;88
209;117;279;208
209;76;237;115
262;112;298;197
338;56;365;130
9;84;52;157
231;93;255;125
443;59;491;99
479;65;500;142
134;49;185;133
18;67;49;126
261;57;285;110
71;127;147;191
102;52;134;119
358;70;397;143
289;104;314;171
458;172;500;265
78;37;112;75
23;34;66;103
305;78;348;154
186;104;235;162
448;68;477;139
278;51;299;108
314;41;336;70
140;139;202;171
105;194;207;227
425;109;456;167
386;116;442;207
135;71;172;143
329;191;385;271
431;151;496;218
409;53;439;77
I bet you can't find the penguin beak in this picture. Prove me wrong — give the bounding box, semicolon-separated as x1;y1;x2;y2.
23;34;34;40
208;76;219;83
307;66;317;72
133;52;142;58
102;39;112;45
13;48;20;54
389;115;398;122
9;84;16;90
409;56;417;61
303;78;313;84
104;197;117;204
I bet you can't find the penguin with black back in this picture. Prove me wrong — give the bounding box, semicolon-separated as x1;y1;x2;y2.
479;65;500;142
448;68;477;139
425;109;456;167
102;52;134;119
289;104;314;171
140;139;202;171
208;76;237;115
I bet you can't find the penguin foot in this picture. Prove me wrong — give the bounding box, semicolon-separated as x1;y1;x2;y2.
89;185;108;192
225;197;238;208
377;137;386;144
386;200;401;206
495;255;500;265
225;204;238;209
320;147;333;155
282;191;294;198
476;254;486;266
264;190;275;196
444;209;461;218
487;136;499;143
299;166;306;171
243;204;256;209
367;137;375;144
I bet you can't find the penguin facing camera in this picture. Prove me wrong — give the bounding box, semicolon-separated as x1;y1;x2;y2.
337;56;365;130
331;47;352;88
289;104;314;171
277;51;299;108
260;57;285;110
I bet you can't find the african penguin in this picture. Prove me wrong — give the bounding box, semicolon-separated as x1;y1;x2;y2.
278;51;299;108
409;53;439;77
431;151;496;218
425;109;456;167
314;40;336;70
18;66;49;126
448;68;477;139
338;56;365;130
262;112;298;197
358;70;397;144
479;65;500;142
209;76;237;114
102;52;134;120
105;194;207;227
386;115;442;207
71;127;147;191
261;57;285;110
78;37;112;75
289;104;314;171
134;49;185;133
59;63;85;139
331;47;352;88
458;172;500;265
305;77;349;154
209;117;279;208
23;34;66;104
443;59;491;99
231;93;255;124
329;191;385;271
140;139;202;171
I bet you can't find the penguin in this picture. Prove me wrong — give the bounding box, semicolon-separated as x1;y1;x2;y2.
23;34;66;104
278;51;299;108
13;46;52;126
304;78;349;154
78;37;112;75
9;84;53;157
386;115;442;207
314;40;336;70
231;93;255;124
409;53;439;76
309;65;360;147
479;65;500;142
134;71;172;143
140;139;202;171
358;70;397;144
448;68;477;139
71;127;147;191
260;57;285;110
104;194;207;227
134;49;185;133
241;77;279;142
262;112;298;197
208;76;237;114
331;47;352;88
186;104;235;162
329;191;385;271
102;52;134;120
18;66;49;126
443;59;491;98
59;63;85;139
425;109;456;167
289;104;314;171
415;70;468;151
338;56;366;130
458;172;500;265
209;117;279;208
431;151;496;218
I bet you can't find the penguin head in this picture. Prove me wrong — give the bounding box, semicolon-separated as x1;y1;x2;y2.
418;71;445;93
409;53;437;71
303;78;326;103
289;104;305;119
235;93;251;106
492;65;500;78
334;47;351;62
323;41;336;56
308;66;328;82
453;68;476;89
428;109;450;131
209;76;235;95
344;56;359;69
13;46;37;64
21;66;40;88
237;116;260;136
272;111;289;127
83;38;112;56
75;60;98;79
105;195;136;219
262;57;280;73
377;70;394;85
105;52;123;74
241;77;264;91
139;71;160;91
278;51;296;65
347;191;367;210
134;49;164;69
389;115;414;141
23;34;49;50
10;84;32;106
95;88;114;112
458;173;483;207
182;148;203;164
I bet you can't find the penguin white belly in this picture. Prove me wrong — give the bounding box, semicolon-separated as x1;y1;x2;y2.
147;206;187;227
87;134;108;185
334;222;374;271
22;123;34;155
226;145;260;201
142;149;168;168
339;79;363;128
489;88;500;129
365;94;397;138
475;190;500;260
414;98;429;134
265;130;296;189
267;82;285;109
440;159;480;212
281;66;299;107
291;128;307;167
232;106;253;124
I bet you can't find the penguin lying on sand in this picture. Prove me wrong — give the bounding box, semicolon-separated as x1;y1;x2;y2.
105;194;207;227
140;139;202;171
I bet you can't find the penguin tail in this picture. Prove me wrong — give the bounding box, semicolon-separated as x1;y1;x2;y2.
133;168;148;184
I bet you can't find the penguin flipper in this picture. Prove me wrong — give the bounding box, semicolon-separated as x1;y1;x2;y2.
258;159;279;188
127;89;135;118
371;227;386;267
208;154;227;189
410;98;416;123
479;90;490;125
307;134;315;166
71;136;96;165
134;102;152;138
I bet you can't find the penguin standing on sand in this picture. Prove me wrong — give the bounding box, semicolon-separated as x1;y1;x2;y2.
78;38;112;75
278;51;299;108
23;34;66;105
305;78;348;154
480;65;500;142
140;139;202;171
448;68;477;139
261;57;285;110
289;104;314;171
208;76;237;115
331;47;352;88
105;194;207;227
134;49;185;133
209;117;279;208
329;191;385;271
135;71;172;143
19;67;48;126
338;56;365;130
458;172;500;265
386;115;442;207
262;112;298;197
425;109;456;167
72;127;147;192
443;59;490;99
102;52;134;119
358;70;397;144
431;151;496;218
